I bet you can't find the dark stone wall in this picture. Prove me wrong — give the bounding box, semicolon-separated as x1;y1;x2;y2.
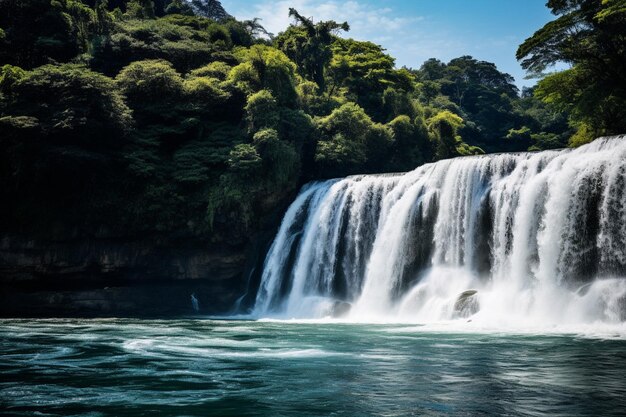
0;235;251;317
0;181;297;318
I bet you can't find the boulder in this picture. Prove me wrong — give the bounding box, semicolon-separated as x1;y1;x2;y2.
453;290;479;318
330;301;352;318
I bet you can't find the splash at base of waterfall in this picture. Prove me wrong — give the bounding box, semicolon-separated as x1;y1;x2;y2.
252;136;626;329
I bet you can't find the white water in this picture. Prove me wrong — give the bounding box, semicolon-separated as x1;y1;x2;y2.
253;136;626;328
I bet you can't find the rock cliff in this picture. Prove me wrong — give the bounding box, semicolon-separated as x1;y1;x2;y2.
0;235;264;317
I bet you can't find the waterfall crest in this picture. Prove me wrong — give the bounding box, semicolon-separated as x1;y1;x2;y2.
253;136;626;325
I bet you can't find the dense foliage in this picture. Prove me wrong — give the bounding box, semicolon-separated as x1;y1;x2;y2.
517;0;626;146
0;0;612;244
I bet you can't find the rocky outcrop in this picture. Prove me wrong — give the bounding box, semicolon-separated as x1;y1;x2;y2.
453;290;479;318
330;301;352;318
0;235;252;317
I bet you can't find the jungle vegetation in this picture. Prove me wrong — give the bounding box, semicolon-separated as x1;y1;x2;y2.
0;0;622;243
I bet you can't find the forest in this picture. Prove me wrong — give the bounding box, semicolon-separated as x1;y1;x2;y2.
0;0;624;246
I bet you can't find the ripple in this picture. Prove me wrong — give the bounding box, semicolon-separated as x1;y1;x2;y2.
1;318;625;417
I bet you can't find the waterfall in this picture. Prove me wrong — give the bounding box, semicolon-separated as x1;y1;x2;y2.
253;136;626;325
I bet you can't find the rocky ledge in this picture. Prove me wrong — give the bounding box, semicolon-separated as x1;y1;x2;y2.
0;235;264;317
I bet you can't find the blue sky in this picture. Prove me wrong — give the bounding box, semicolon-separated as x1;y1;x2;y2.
221;0;561;90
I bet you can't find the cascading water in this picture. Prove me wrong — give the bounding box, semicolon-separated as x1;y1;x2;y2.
253;136;626;326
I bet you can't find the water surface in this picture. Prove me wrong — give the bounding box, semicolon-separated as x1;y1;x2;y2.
1;319;625;416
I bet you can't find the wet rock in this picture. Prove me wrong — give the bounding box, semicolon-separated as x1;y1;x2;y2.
453;290;479;318
0;235;249;317
331;301;352;318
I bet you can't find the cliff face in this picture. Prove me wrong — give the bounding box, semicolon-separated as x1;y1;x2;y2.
0;235;263;317
0;157;296;317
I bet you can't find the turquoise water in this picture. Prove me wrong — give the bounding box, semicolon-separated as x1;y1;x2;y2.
1;319;625;416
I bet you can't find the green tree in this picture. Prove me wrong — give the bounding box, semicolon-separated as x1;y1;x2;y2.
91;14;245;75
233;45;298;106
190;61;232;80
382;87;418;122
0;64;132;232
228;143;262;174
428;110;464;160
2;64;131;142
388;115;430;170
0;0;95;68
327;38;409;120
296;80;342;116
413;56;527;152
253;128;300;186
315;102;393;176
116;59;184;102
244;89;280;133
242;18;273;40
183;76;231;117
275;9;349;91
125;0;156;19
517;0;626;142
190;0;231;21
0;65;26;95
165;0;194;16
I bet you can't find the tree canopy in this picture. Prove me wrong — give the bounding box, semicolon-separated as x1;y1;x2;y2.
0;1;581;246
275;8;349;92
517;0;626;144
